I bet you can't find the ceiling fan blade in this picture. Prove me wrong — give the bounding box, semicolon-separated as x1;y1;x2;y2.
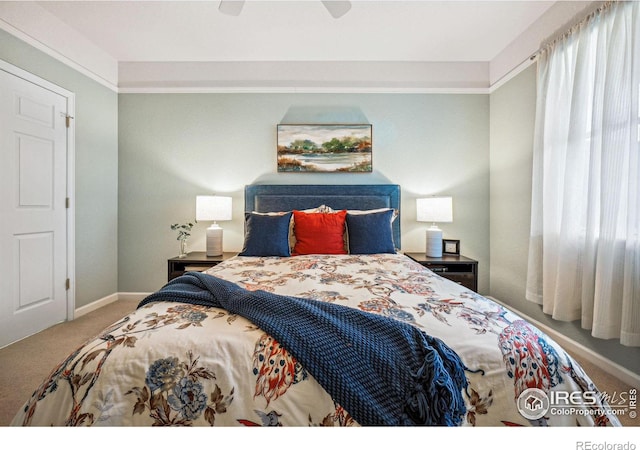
219;1;245;16
322;1;352;19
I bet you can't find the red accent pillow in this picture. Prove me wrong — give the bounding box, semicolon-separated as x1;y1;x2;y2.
292;210;347;255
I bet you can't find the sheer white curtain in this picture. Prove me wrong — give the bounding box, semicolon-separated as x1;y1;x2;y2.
526;0;640;347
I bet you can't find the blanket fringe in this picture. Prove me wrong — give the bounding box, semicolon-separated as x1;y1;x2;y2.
402;336;468;426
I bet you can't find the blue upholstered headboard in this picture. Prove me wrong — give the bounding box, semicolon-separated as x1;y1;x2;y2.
244;184;401;249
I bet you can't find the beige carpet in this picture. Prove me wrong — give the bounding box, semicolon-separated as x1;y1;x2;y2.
0;298;637;427
0;298;140;426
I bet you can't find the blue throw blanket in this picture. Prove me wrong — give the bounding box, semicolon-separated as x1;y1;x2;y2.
138;272;468;426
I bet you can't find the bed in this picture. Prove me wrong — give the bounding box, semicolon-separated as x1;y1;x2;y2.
11;184;622;427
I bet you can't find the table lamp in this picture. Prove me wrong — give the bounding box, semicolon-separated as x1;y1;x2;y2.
416;197;453;257
196;195;232;256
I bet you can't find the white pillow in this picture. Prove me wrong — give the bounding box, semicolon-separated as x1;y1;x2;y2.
347;207;398;222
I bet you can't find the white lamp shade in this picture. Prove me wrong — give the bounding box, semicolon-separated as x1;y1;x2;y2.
416;197;453;223
196;195;232;222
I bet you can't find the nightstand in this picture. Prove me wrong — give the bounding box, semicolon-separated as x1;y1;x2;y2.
404;252;478;292
167;251;237;281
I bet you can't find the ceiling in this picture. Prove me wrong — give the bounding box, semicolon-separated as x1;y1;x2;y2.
36;0;554;63
0;1;598;91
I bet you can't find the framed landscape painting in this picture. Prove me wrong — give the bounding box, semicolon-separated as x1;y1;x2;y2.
277;124;372;172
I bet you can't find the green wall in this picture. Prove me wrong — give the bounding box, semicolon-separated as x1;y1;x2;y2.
0;29;119;309
489;66;536;311
118;93;490;292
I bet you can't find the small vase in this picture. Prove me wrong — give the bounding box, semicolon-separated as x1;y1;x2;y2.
178;239;188;258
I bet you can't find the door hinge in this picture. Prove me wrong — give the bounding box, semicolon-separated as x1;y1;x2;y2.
59;112;74;128
65;278;70;290
65;197;70;209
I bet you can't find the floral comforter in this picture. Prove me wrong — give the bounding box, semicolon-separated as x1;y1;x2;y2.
11;254;621;426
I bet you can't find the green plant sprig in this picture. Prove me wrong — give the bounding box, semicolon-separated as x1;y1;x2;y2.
170;220;197;241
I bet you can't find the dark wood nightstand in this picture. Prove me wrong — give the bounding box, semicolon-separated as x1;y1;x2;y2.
167;251;237;281
404;252;478;292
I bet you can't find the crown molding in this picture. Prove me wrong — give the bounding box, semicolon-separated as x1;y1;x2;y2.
118;86;491;94
490;1;599;86
0;2;118;91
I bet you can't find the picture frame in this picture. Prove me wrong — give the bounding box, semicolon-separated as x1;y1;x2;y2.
443;239;460;255
277;124;372;173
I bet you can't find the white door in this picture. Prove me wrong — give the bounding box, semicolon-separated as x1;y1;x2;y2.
0;66;70;348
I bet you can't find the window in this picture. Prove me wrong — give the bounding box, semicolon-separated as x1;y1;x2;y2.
526;1;640;347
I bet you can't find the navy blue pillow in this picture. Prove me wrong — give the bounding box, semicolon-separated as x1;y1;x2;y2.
239;211;292;257
346;209;396;254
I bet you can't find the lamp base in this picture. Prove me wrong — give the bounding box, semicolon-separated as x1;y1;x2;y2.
206;224;223;256
426;226;443;258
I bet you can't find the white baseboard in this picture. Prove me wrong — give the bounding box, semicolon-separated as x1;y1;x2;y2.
117;292;152;302
486;296;640;389
74;292;119;318
74;292;151;318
